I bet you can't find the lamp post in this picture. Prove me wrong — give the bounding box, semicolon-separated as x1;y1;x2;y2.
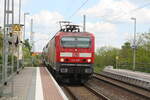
83;15;86;32
131;17;136;70
19;0;21;24
24;13;30;41
17;0;21;74
23;13;29;68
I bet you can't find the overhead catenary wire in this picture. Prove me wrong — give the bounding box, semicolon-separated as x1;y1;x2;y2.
102;2;150;23
68;0;89;19
132;2;150;12
68;0;150;24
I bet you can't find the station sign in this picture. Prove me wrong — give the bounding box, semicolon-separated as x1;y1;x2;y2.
32;52;42;56
12;24;21;31
32;53;36;56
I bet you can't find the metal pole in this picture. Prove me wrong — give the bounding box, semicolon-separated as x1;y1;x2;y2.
116;56;118;69
11;0;14;96
24;13;29;41
17;38;19;74
19;0;21;24
131;17;136;70
11;0;14;74
6;0;10;84
116;59;117;69
30;19;33;67
83;15;86;32
4;0;10;85
3;0;7;85
3;0;14;88
17;0;21;74
23;14;26;68
24;14;26;42
23;13;29;68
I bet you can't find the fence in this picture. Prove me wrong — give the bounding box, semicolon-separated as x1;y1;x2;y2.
24;58;41;67
117;64;150;73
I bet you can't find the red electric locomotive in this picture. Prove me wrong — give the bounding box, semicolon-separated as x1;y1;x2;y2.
43;22;95;83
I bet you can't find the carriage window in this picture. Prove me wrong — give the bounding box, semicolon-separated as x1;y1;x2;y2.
61;37;91;48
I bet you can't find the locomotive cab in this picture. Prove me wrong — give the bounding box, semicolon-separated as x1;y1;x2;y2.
58;35;94;73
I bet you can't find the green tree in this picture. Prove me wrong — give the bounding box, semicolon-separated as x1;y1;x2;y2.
95;46;119;72
135;33;150;72
94;32;150;73
118;42;132;69
23;39;32;66
24;39;32;52
117;33;150;72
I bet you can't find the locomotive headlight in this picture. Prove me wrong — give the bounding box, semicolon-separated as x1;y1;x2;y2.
87;59;91;63
60;58;64;62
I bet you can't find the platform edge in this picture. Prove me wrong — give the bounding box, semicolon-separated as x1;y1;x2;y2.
45;67;68;100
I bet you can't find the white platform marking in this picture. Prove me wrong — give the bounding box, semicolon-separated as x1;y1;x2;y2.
35;67;44;100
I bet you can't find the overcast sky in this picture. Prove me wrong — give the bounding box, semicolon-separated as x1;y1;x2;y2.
1;0;150;52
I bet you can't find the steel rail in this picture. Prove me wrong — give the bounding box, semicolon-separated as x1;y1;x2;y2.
63;86;78;100
84;83;110;100
93;73;150;99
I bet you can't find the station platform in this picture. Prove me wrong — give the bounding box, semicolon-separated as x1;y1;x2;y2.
103;67;150;90
0;67;68;100
104;68;150;82
115;69;150;81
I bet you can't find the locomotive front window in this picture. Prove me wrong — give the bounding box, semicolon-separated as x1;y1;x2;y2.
61;37;91;48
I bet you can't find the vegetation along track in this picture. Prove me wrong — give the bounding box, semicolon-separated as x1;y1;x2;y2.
62;84;109;100
91;73;150;100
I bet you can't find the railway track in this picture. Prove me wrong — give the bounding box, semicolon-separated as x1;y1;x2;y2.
92;73;150;100
62;84;109;100
46;64;149;100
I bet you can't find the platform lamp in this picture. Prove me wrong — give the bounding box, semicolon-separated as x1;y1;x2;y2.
24;12;30;41
131;17;136;70
23;12;30;68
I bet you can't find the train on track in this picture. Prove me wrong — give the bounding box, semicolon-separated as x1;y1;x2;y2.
42;21;95;83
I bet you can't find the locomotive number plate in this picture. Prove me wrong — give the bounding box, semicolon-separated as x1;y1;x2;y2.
73;53;79;57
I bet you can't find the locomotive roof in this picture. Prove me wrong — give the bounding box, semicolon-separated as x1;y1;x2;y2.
56;31;94;37
60;24;80;33
49;31;94;42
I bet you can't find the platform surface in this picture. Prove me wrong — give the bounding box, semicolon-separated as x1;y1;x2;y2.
113;69;150;81
0;67;67;100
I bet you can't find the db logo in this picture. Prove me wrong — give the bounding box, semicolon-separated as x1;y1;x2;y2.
73;53;79;57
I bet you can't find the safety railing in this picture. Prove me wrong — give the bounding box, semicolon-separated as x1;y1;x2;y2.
117;64;150;73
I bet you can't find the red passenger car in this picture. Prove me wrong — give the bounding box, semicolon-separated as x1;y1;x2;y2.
43;22;95;83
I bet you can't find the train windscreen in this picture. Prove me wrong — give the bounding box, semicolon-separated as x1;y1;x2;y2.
61;37;91;48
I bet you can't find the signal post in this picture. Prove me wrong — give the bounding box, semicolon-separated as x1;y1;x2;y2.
12;24;23;74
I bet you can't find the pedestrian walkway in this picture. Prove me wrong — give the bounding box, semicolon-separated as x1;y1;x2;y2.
0;67;68;100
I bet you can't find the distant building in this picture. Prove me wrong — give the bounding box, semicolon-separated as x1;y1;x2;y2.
32;52;42;56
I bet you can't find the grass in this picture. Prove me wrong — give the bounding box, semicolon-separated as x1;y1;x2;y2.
94;66;104;73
